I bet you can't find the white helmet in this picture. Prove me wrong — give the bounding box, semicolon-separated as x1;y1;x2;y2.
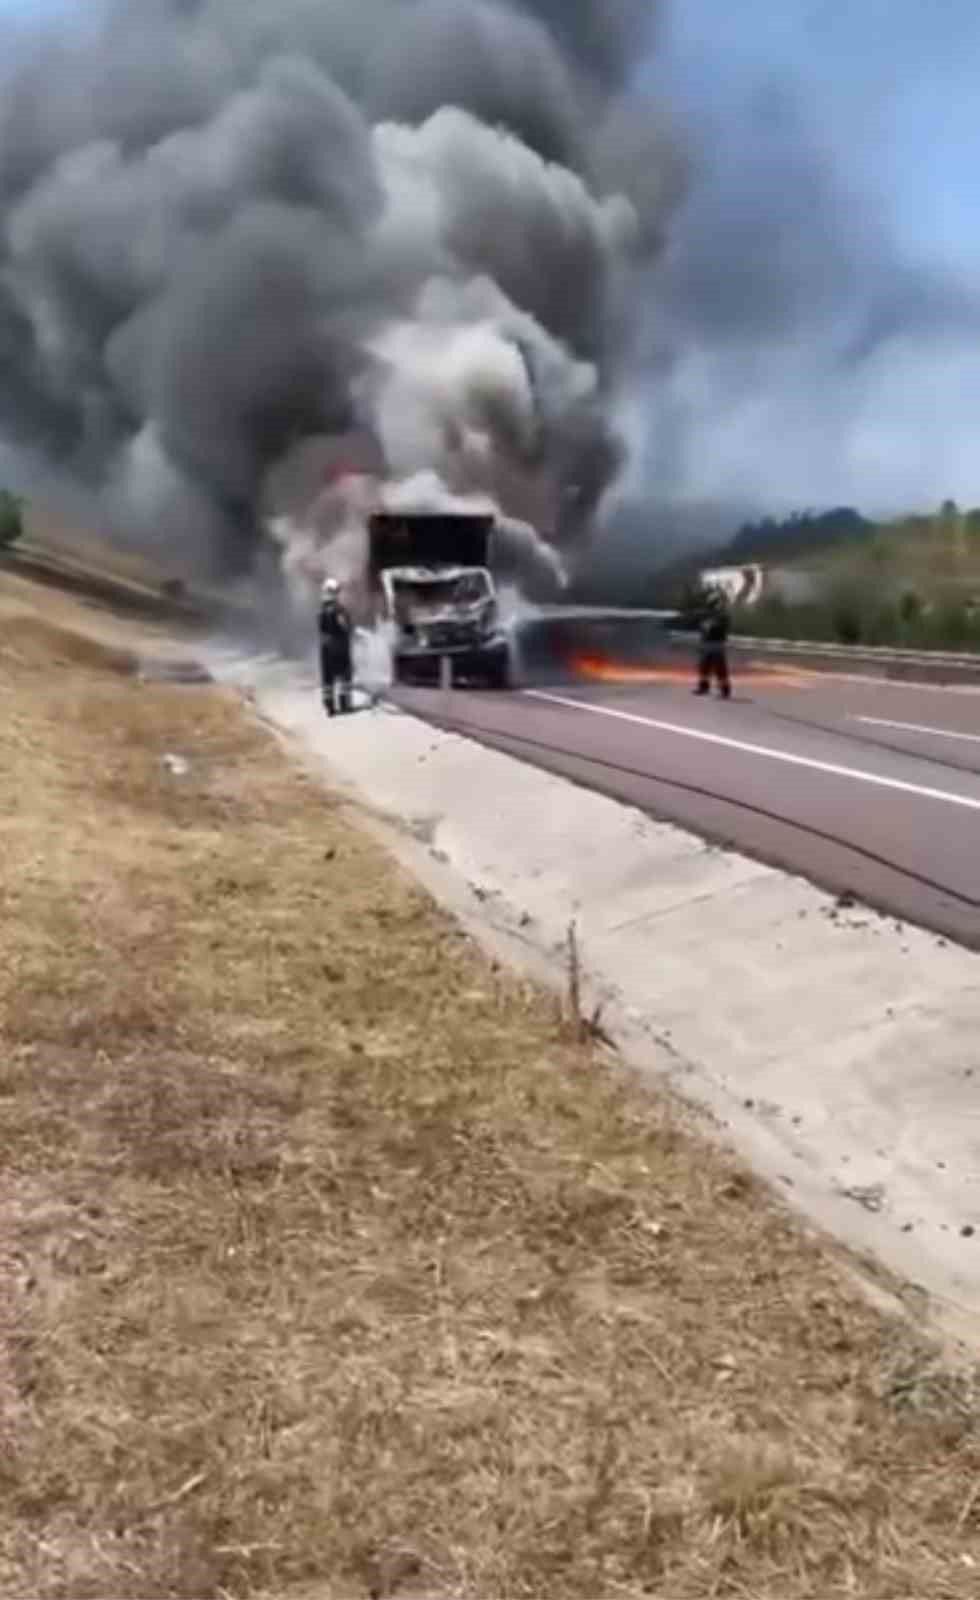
321;576;340;600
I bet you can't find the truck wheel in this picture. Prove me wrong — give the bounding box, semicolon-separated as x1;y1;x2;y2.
485;651;510;690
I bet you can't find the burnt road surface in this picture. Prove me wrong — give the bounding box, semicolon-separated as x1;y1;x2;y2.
395;665;980;949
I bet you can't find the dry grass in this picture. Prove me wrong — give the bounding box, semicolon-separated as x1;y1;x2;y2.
2;581;980;1600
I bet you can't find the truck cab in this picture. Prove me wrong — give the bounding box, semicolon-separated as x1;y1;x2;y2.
369;513;511;687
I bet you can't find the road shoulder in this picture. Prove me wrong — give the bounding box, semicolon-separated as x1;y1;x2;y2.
238;658;980;1355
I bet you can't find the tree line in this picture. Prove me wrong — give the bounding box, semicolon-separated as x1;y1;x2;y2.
727;500;980;652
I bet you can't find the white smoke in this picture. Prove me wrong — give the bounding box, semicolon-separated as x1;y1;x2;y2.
267;459;565;624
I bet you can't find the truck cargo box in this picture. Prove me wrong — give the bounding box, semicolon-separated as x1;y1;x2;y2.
368;512;494;577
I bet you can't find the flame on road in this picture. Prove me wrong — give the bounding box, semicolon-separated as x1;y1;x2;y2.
568;651;812;688
569;652;694;684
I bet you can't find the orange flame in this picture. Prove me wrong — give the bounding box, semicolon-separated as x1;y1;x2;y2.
569;652;694;684
568;651;812;688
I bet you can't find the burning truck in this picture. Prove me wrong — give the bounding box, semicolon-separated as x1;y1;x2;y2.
266;437;568;688
368;509;511;687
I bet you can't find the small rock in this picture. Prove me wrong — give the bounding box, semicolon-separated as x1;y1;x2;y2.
161;752;189;777
842;1182;886;1214
962;1225;975;1239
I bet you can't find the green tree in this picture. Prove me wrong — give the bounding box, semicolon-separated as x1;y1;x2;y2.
899;589;922;627
827;579;865;645
0;490;24;547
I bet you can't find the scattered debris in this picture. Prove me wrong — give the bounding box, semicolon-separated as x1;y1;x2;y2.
842;1183;887;1214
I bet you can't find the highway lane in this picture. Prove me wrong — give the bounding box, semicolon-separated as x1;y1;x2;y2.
395;667;980;948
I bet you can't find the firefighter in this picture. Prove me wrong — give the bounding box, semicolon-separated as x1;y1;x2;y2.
694;585;732;699
318;576;353;715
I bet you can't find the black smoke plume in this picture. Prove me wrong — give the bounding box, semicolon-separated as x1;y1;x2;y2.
0;0;681;580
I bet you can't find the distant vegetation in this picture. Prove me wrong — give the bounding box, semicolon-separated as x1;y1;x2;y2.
667;500;980;652
728;506;877;562
0;488;24;547
736;582;980;651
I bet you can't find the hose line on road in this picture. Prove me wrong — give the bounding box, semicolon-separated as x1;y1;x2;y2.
415;705;980;920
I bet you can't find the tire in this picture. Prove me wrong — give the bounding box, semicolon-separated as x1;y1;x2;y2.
483;647;511;690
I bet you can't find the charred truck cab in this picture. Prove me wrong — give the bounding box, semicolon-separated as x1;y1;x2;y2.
368;511;511;687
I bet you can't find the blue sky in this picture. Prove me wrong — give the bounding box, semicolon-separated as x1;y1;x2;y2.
659;0;980;272
631;0;980;511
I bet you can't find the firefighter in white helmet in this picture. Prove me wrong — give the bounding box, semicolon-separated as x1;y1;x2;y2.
694;585;732;699
318;576;353;715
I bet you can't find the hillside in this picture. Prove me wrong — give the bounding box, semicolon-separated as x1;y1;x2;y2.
656;503;980;650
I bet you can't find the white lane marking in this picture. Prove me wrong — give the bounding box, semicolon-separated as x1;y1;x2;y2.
853;715;980;746
523;690;980;813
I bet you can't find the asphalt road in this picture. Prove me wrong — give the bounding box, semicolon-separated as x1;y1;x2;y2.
396;663;980;948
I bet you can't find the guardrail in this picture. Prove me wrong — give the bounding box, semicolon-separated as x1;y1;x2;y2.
1;538;254;634
703;633;980;685
729;634;980;666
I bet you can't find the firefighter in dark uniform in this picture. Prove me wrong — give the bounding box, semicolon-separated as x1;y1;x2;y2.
318;577;353;715
694;585;732;699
